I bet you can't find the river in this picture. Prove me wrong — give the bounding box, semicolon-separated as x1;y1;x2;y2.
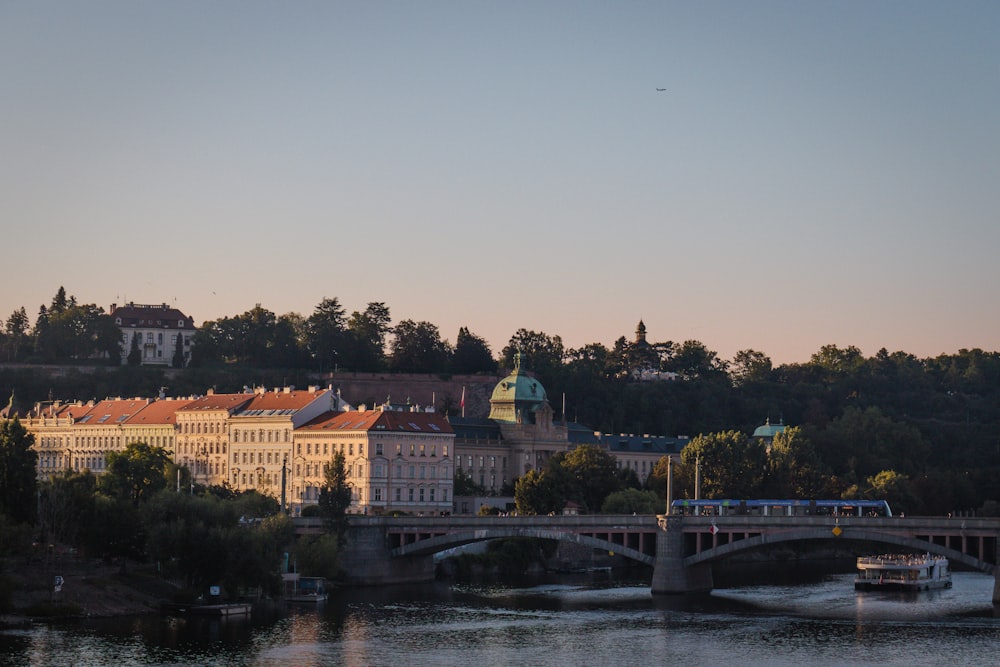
2;571;999;666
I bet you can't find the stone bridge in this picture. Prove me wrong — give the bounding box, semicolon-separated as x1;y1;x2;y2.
295;513;1000;602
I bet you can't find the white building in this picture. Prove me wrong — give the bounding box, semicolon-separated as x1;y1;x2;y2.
110;302;196;366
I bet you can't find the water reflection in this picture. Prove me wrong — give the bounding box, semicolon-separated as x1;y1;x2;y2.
2;572;999;667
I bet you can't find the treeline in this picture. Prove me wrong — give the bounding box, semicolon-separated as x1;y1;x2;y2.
4;287;1000;515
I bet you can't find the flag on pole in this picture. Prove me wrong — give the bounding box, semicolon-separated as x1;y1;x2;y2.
460;386;466;418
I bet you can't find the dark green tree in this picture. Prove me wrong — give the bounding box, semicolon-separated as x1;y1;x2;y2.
38;470;97;547
345;302;391;371
306;297;348;372
451;327;496;374
3;307;30;362
127;331;142;365
601;488;661;514
99;441;173;507
557;444;623;513
0;415;37;524
501;329;564;380
730;349;773;386
681;430;768;499
388;320;451;373
172;331;186;368
318;452;352;547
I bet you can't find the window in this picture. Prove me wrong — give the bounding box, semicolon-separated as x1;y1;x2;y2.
395;488;401;501
408;488;414;502
396;444;402;455
349;444;353;456
431;445;436;457
419;488;425;502
419;444;425;456
376;443;383;456
374;488;382;501
409;444;415;456
157;333;163;345
443;445;448;457
430;488;435;502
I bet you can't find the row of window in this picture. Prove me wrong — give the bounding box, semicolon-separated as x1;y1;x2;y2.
295;441;451;458
233;429;291;443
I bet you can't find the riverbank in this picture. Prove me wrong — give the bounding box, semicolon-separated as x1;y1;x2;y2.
0;558;176;626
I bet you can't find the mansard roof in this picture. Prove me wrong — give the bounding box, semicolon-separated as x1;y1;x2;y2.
233;387;330;416
299;409;453;435
110;302;195;330
178;393;255;414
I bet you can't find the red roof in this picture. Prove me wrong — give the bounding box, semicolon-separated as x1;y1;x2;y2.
110;302;195;330
125;398;197;425
235;388;330;414
73;398;151;426
178;393;255;413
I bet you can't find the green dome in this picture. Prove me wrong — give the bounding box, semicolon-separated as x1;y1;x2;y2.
753;418;785;438
488;353;548;423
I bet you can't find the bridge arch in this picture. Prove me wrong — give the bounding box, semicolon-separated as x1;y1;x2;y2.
391;527;655;567
686;527;994;574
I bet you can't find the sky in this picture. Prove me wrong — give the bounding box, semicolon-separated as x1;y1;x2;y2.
2;2;998;365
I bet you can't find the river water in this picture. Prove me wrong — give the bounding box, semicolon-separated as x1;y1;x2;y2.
2;571;999;666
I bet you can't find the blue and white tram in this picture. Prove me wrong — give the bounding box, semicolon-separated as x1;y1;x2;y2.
669;498;892;517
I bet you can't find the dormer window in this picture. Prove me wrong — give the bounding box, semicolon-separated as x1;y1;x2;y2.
178;320;184;327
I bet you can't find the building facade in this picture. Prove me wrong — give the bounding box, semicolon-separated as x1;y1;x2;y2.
110;302;196;366
296;404;455;516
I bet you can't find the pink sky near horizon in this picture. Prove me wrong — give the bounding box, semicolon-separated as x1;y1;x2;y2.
2;2;997;366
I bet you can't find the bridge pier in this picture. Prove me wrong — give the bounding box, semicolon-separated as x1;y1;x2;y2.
993;568;1000;606
651;515;713;595
339;522;436;586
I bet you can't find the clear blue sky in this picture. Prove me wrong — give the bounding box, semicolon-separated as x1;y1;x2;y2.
2;2;998;365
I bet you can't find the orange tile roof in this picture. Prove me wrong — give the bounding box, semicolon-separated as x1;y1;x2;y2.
73;398;151;426
125;398;198;425
178;393;255;413
236;388;330;414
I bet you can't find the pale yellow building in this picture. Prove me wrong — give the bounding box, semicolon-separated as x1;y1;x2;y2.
227;386;345;501
295;404;455;516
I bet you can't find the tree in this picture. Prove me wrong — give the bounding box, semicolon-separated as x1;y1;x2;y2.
3;307;30;362
172;330;186;368
306;297;347;371
681;430;768;499
730;349;773;386
345;302;391;371
99;441;173;507
318;452;352;547
514;467;570;516
451;327;495;374
0;415;37;524
501;329;564;379
601;488;661;514
666;340;727;380
388;320;451;373
127;331;142;365
38;470;97;547
454;468;486;496
764;426;831;498
557;444;623;513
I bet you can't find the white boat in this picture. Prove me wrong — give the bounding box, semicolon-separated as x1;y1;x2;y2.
854;553;952;591
282;574;328;603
